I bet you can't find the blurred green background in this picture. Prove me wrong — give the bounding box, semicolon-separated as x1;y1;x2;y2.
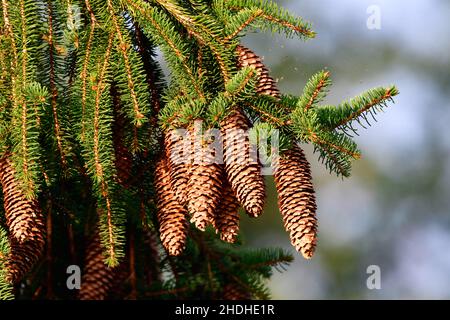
239;0;450;299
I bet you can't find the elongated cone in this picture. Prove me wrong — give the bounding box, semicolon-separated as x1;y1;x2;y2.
187;124;223;231
273;145;318;259
155;157;189;256
0;154;45;243
6;234;45;284
165;130;191;205
236;45;280;99
79;232;117;300
221;110;265;217
0;154;45;284
213;179;240;243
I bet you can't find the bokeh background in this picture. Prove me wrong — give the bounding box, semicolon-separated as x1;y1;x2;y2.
239;0;450;299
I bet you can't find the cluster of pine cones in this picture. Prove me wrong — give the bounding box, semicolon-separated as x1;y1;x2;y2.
0;46;318;292
155;46;318;259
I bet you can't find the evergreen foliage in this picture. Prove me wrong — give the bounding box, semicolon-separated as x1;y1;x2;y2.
0;0;397;300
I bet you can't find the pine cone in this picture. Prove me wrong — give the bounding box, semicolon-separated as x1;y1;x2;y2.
273;145;318;259
236;45;280;98
155;157;189;256
6;234;45;284
79;233;117;300
213;180;240;243
0;154;45;243
222;283;252;300
221;110;265;217
165;130;191;205
187;124;223;231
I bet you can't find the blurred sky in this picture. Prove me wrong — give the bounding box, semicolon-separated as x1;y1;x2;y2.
240;0;450;299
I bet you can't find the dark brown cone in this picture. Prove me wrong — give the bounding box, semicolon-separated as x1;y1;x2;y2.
0;155;45;244
112;84;133;188
273;145;318;259
6;233;45;284
187;124;223;231
221;110;265;218
222;283;252;300
165;130;191;205
79;233;117;300
213;179;240;243
155;157;189;256
236;45;280;99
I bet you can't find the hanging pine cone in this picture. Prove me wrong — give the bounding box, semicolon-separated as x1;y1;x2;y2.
0;154;45;243
236;45;280;98
213;180;240;243
273;145;318;259
187;124;223;231
222;283;252;300
6;233;45;284
79;232;117;300
221;110;266;218
165;130;191;205
155;157;189;256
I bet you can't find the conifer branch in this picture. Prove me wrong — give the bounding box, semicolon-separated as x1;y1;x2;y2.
330;86;399;131
47;0;68;170
216;0;315;39
224;8;263;41
125;0;204;98
80;0;97;143
107;0;146;126
155;0;233;82
299;70;331;111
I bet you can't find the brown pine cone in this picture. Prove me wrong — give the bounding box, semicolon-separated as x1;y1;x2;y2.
165;130;191;205
213;179;240;243
221;110;265;218
273;145;318;259
79;233;117;300
155;157;189;256
6;234;45;284
236;45;280;99
0;154;45;243
187;124;223;231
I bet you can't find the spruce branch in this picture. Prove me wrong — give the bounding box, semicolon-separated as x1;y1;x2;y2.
107;0;149;128
155;0;235;82
224;7;264;41
298;70;331;112
316;85;399;134
215;0;315;40
125;0;205;98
